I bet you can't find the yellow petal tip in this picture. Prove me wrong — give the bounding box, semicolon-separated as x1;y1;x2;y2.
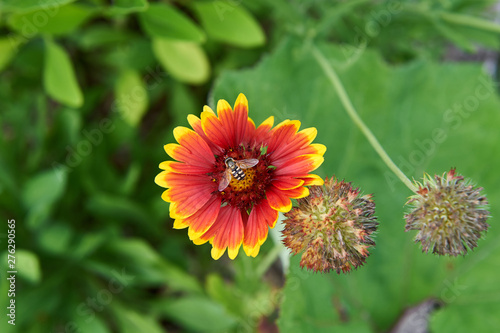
211;246;226;260
203;105;215;114
234;93;248;109
217;99;232;113
155;171;169;188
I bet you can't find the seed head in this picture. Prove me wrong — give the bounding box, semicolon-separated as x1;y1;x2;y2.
405;168;490;256
281;177;378;274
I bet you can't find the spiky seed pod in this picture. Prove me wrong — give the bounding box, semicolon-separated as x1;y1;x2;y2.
281;177;378;274
405;168;490;256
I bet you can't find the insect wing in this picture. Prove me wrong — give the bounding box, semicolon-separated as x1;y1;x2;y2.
235;158;259;169
218;168;232;191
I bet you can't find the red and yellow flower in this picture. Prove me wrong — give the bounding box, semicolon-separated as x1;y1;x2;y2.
155;93;325;260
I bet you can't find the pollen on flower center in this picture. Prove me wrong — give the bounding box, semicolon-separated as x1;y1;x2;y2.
214;145;273;211
229;168;256;192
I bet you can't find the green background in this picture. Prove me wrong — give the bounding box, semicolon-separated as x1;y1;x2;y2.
1;0;499;332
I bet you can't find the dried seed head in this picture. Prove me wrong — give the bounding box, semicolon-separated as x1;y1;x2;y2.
281;177;378;274
405;168;490;256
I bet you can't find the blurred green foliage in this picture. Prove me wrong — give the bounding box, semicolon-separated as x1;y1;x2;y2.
1;0;500;332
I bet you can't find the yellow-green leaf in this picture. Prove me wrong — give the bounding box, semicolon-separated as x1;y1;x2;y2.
7;4;95;36
43;39;83;107
139;3;205;42
106;0;148;15
0;36;23;71
114;69;148;126
15;250;41;284
0;0;75;12
193;1;265;48
152;38;210;84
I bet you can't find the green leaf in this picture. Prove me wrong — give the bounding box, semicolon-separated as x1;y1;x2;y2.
76;24;132;50
138;3;205;42
43;39;83;107
70;232;107;259
193;1;265;47
120;162;141;195
429;240;500;332
152;38;210;84
73;315;110;333
38;223;73;254
155;297;238;332
432;19;475;52
431;301;500;333
108;239;162;265
206;273;245;318
106;0;148;15
279;256;373;333
113;306;164;333
103;239;203;293
22;168;67;209
0;36;23;72
114;69;148;126
86;194;150;224
26;203;52;229
104;37;156;70
7;4;94;35
212;37;500;331
57;107;82;145
0;0;75;12
13;250;41;284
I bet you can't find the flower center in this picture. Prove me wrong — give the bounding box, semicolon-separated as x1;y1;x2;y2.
212;145;273;211
229;168;256;192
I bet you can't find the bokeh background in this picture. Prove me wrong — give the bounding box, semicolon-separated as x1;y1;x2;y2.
1;0;500;332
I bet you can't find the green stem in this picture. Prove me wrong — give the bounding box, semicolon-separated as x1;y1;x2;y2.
256;243;282;278
402;4;500;34
439;11;500;34
311;45;418;194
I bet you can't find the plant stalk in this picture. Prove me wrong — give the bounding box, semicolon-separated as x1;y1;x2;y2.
311;45;418;193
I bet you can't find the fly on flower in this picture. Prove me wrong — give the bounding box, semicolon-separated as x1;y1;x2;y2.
219;157;259;191
155;93;326;260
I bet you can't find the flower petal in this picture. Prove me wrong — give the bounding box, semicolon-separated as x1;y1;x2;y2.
272;176;304;190
217;99;236;145
185;196;221;240
268;125;324;166
203;105;216;115
297;174;325;186
266;185;292;212
275;154;324;176
303;143;327;156
164;142;214;170
187;114;223;155
252;116;274;146
268;120;301;155
160;172;213;189
159;161;213;175
173;218;189;229
243;200;278;257
200;206;244;260
192;237;208;245
155;171;170;188
173;126;215;163
201;110;230;149
161;179;214;218
233;93;249;144
281;186;310;199
273;127;317;161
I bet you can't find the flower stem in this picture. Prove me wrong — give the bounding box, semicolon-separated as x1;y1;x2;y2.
439;12;500;34
311;45;418;193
